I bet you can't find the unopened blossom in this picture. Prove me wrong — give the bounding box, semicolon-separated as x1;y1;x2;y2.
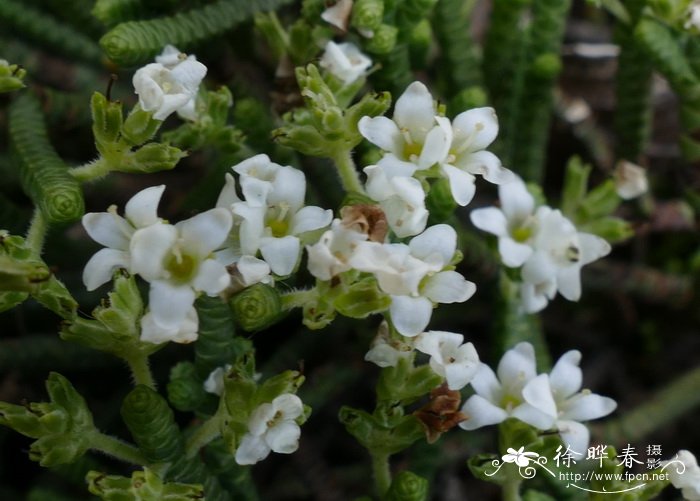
358;81;451;173
613;160;648;200
459;342;555;431
664;450;700;500
141;307;198;345
321;0;353;31
217;155;332;277
439;107;513;206
319;41;371;85
82;185;166;291
364;321;413;368
130;208;232;339
133;45;206;121
203;364;232;396
415;331;480;390
235;394;304;465
350;224;476;336
470;176;538;268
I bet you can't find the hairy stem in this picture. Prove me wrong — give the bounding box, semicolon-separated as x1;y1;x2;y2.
503;476;522;501
371;450;391;497
281;288;317;310
25;209;47;259
331;149;364;194
70;158;110;182
185;414;222;459
89;431;147;465
123;351;156;390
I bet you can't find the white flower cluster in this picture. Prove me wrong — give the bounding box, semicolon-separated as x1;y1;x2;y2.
471;176;611;313
82;186;232;344
358;81;513;238
133;45;207;121
459;342;616;456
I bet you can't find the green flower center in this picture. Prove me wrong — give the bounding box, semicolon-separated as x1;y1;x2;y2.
165;249;198;283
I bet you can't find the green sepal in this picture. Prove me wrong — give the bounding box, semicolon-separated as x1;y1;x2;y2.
121;143;187;174
31;275;78;319
121;385;183;464
273;123;330;157
579;216;633;243
334;277;391;319
91;92;124;154
121;107;161;146
578;180;621;220
87;468;204;500
339;406;424;455
0;59;26;93
0;372;95;466
344;91;392;140
302;286;337;329
385;471;429;501
426;178;458;224
0;290;28;312
229;283;285;332
560;156;591;218
376;357;443;405
167;362;208;412
255;370;305;406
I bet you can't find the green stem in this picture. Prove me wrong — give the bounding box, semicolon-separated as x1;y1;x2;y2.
598;364;700;445
502;476;522;501
185;414;222;459
89;431;147;465
70;158;110;182
371;450;391;497
123;351;156;390
280;288;317;310
331;149;364;194
25;209;48;259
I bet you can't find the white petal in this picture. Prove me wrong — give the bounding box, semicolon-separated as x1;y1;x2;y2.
556;265;582;301
148;280;196;329
169;59;207;94
519;281;551;314
452;107;499;151
140;307;198;345
290;206;333;235
499;238;533;267
320;0;353;30
415;330;463;358
376;154;420;178
365;344;402;368
269;167;307;213
578;233;611;265
83;249;129;291
240;177;273;207
82;212;132;250
273;394;304;420
444;361;477;390
418;116;452;169
459;395;509;430
521;251;557;285
500;177;535;221
248;403;275;436
129;224;178;281
521;374;557;419
177;208;233;258
237;256;272;286
441;164;476;206
409;224;456;264
358;116;403;155
393;81;435;143
192;259;230;294
260;236;300;276
497;342;538;392
470;207;508;237
561;393;617;422
265;421;301;454
460;150;512;184
422;271;476;304
511;402;557;430
216;173;241;209
556;420;590;458
235;434;271;465
125;185;165;228
470;363;502;403
232;203;265;255
390;295;433;337
549;350;582;399
153;92;191;121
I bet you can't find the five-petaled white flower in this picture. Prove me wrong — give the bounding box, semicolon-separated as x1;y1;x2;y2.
415;331;480;390
306;218;369;281
133;45;206;121
82;185;166;291
664;450;700;500
235;394;304;465
320;41;372;85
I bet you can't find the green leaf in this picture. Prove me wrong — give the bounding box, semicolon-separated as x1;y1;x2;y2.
87;468;204;500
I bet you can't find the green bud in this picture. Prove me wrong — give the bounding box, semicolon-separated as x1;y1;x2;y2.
345;91;392;141
450;86;488;111
0;290;28;312
579;216;633;243
386;471;429;501
351;0;384;31
532;53;562;80
32;275;78;319
93;272;143;337
579;180;621;220
255;12;289;60
339;406;424;454
121;143;187;174
0;60;26;93
426;178;457;224
399;0;438;18
207;86;234;125
274;124;331;157
255;370;305;406
334;278;391;318
222;365;258;452
319;107;346;140
289;20;321;63
0;254;49;293
121;385;183;464
560;156;591;218
87;468;205;500
167;362;208;412
409;19;432;68
365;24;398;55
91;92;123;152
121;107;161;146
229;283;284;332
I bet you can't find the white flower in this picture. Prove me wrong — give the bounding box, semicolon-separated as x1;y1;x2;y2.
358;81;451;173
470;176;538;267
320;41;372;85
415;331;480;390
521;207;610;303
307;218;368;281
613;160;648;200
321;0;353;31
350;224;476;336
203;364;232;396
130;208;232;339
439;107;512;206
523;350;617;456
364;321;413;368
235;394;304;465
132;45;206;121
82;185;166;291
141;306;199;345
519;279;558;314
459;342;556;431
364;164;429;237
664;450;700;500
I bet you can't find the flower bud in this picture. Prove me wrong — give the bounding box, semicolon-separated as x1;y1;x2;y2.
365;24;398;54
121;106;161;146
386;471;429;501
0;59;26;93
87;468;204;500
122;143;187;174
91;92;123;151
351;0;384;32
